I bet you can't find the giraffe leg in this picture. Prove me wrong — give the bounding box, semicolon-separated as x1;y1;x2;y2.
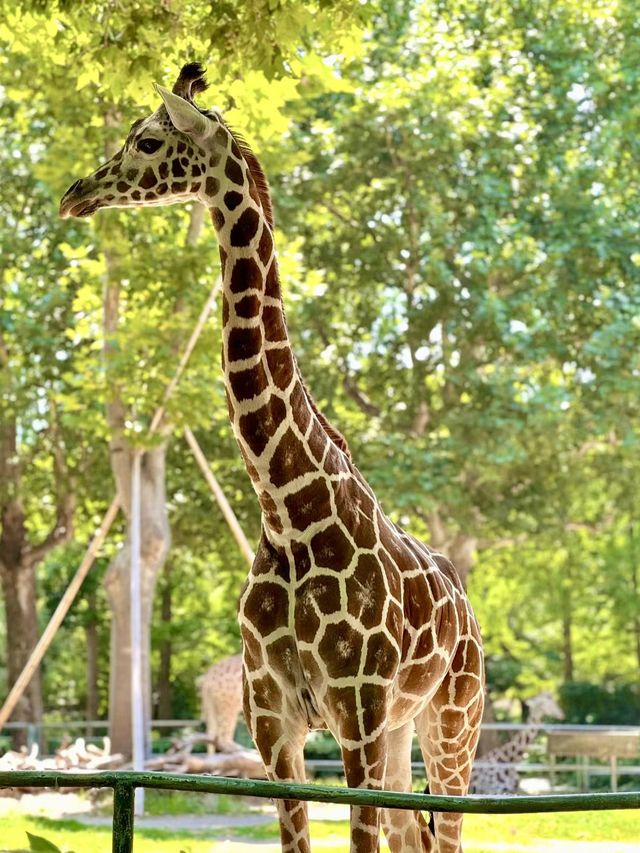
272;740;311;853
340;740;386;853
415;646;484;852
216;689;242;752
381;721;435;853
243;673;311;853
202;687;217;756
252;714;310;853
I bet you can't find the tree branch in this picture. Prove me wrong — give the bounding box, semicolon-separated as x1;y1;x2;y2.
341;374;382;419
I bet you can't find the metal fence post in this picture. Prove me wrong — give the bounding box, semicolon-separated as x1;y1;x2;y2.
112;782;135;853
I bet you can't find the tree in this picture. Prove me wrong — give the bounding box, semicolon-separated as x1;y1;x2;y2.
271;0;640;691
0;100;107;744
1;0;367;755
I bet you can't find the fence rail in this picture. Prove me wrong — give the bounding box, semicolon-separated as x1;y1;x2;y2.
4;720;640;794
0;770;638;853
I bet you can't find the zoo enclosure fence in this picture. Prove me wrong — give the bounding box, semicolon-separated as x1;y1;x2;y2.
4;719;640;793
0;769;638;853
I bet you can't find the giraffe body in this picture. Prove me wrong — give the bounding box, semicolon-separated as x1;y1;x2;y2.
60;63;485;853
200;653;243;753
469;692;564;795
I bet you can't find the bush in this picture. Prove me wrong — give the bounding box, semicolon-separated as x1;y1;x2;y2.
559;681;640;725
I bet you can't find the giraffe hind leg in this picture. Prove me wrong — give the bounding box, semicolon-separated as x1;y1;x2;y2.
381;720;435;853
414;647;484;853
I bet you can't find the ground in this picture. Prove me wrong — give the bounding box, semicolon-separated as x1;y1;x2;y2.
0;791;638;852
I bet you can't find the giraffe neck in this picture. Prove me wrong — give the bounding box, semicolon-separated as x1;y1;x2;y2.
209;197;351;545
497;709;546;762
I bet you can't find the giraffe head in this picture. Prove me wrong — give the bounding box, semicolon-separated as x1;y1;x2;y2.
525;690;565;722
59;62;273;227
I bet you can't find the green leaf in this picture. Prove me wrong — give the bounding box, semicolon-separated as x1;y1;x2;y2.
26;833;65;853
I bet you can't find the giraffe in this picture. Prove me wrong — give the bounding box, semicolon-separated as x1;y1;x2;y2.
200;653;244;754
469;692;564;795
60;63;485;853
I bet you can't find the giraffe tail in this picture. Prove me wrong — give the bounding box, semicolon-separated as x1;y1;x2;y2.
423;782;436;839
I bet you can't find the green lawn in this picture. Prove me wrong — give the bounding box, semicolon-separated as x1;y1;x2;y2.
1;809;639;852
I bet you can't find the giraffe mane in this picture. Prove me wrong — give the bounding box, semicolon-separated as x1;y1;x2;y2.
221;122;275;230
298;373;352;460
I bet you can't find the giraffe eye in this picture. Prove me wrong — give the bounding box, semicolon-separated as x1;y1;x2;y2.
137;138;163;154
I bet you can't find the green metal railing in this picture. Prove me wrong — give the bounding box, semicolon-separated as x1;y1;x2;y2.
0;771;638;853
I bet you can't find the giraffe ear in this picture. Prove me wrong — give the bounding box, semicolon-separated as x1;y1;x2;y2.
155;84;212;140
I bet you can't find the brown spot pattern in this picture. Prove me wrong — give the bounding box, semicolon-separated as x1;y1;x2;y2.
263;305;287;341
205;176;220;197
268;428;317;488
230;257;262;293
230;207;261;247
139;167;157;189
235;293;261;319
224;190;243;210
310;523;355;570
239;397;287;457
225;157;244;185
266;347;294;391
284;477;332;531
258;226;273;264
227;326;263;361
228;361;268;402
243;581;288;636
210;206;224;229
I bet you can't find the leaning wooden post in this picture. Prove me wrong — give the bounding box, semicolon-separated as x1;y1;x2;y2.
183;425;255;568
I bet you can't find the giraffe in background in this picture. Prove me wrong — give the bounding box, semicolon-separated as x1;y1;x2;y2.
200;653;243;754
60;63;485;853
469;692;564;795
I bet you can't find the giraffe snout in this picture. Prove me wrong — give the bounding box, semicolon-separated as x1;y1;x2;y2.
59;177;101;219
59;179;84;218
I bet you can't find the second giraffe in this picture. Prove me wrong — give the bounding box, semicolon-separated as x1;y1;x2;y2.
60;63;485;853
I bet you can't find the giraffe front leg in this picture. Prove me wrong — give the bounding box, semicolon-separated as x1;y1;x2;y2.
253;713;311;853
243;674;311;853
328;682;390;853
341;738;386;853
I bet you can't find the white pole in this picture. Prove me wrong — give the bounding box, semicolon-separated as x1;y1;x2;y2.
130;449;145;815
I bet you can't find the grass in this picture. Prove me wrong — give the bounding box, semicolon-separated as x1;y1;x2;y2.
142;790;251;817
1;806;639;852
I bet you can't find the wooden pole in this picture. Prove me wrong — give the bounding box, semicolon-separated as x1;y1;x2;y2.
183;425;255;568
0;496;121;731
148;274;221;436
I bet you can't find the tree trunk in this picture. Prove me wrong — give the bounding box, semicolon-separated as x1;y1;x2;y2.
561;590;574;683
426;509;477;589
103;444;170;757
475;690;501;757
0;500;43;750
85;589;99;733
0;407;43;750
156;560;173;721
630;541;640;677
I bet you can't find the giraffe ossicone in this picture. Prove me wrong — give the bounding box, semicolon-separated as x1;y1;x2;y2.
60;62;485;853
